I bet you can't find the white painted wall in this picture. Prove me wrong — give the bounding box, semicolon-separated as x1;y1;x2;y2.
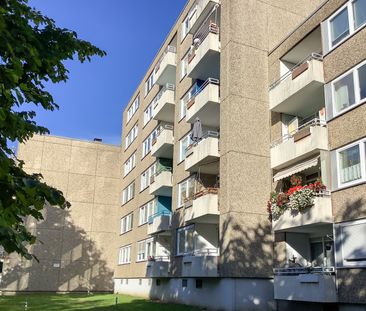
114;277;275;311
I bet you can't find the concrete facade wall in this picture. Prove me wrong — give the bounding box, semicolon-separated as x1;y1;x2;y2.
1;135;121;292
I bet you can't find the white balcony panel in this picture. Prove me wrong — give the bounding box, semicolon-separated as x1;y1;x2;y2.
274;274;337;302
186;82;220;128
182;255;218;277
269;59;324;117
273;196;333;232
185;193;219;224
149;171;172;197
151;130;173;159
155;51;176;86
187;33;220;80
189;0;220;35
147;215;171;235
146;260;170;278
271;126;328;170
185;137;219;174
152;88;175;123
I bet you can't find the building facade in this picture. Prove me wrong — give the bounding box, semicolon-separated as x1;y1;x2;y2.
0;135;121;292
1;1;366;310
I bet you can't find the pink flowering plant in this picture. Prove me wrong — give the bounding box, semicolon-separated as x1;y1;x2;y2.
268;175;326;221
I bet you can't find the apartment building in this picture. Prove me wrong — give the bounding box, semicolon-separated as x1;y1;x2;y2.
0;135;121;292
268;0;366;310
113;0;327;310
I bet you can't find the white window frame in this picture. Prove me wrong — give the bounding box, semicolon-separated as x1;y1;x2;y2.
331;59;366;118
327;0;366;52
124;152;136;177
137;238;154;262
176;224;195;256
179;133;192;162
180;51;189;80
142;127;158;158
118;245;131;265
127;95;140;124
121;181;135;205
125;123;138;150
139;200;156;225
336;137;366;189
140;163;156;191
181;6;197;42
143;102;153;126
145;72;154;96
177;176;195;208
120;213;133;234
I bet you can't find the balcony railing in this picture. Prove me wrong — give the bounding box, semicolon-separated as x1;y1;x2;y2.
148;210;172;224
151;123;174;146
188;22;219;64
152;84;175;110
269;53;323;91
192;248;219;256
274;266;335;275
186;130;219;154
154;45;176;74
150;166;172;184
186;78;219;110
271;118;326;148
148;255;170;262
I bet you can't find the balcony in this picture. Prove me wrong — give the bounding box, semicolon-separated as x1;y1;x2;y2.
273;193;332;232
182;249;219;277
146;257;170;278
152;84;175;123
147;211;171;235
149;169;172;197
151;125;174;159
189;0;220;35
187;23;220;80
269;54;324;117
185;132;219;174
154;46;176;86
185;188;219;223
186;78;220;128
270;119;328;170
274;267;337;303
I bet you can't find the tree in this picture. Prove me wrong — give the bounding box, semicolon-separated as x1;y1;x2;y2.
0;0;106;259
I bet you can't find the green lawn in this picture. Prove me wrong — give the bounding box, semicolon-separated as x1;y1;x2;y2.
0;293;202;311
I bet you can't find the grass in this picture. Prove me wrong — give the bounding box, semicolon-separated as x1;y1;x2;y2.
0;293;203;311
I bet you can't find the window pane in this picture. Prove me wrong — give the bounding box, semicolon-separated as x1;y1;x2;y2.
178;230;185;254
186;228;194;253
334;72;355;113
330;7;350;46
358;64;366;100
339;145;361;184
354;0;366;29
179;182;187;206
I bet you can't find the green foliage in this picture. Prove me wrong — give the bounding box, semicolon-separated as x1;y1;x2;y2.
0;0;106;259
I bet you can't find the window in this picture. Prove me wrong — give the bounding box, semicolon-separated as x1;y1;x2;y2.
182;279;188;288
180;83;201;120
142;128;158;158
144;102;153;126
139;200;156;225
156;279;161;286
179;133;192;162
124;152;136;176
177;225;195;255
181;6;196;41
328;60;366;117
335;219;366;267
145;72;154;96
324;0;366;52
120;213;133;234
140;163;156;191
335;138;366;188
121;182;135;205
127;95;140;123
178;176;195;208
137;238;154;262
330;7;349;46
118;245;131;264
196;279;203;289
180;51;189;80
125;124;138;149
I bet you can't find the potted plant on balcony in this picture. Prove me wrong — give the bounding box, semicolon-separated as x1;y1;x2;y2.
267;175;326;221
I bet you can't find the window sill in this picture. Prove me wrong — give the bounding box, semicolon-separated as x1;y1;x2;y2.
332;179;366;193
328;100;366;124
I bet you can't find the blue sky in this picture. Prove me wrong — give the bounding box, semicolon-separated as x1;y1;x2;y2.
27;0;187;145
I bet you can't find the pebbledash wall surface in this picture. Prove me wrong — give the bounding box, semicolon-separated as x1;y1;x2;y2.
0;135;121;292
